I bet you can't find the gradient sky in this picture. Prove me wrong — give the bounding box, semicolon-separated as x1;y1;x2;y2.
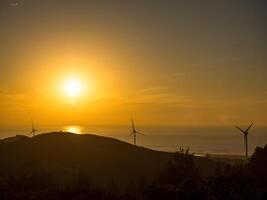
0;0;266;127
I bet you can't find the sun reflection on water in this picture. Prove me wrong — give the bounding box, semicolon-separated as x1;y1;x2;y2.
64;126;82;134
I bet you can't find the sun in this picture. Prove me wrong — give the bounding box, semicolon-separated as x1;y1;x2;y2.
64;79;83;97
59;74;91;103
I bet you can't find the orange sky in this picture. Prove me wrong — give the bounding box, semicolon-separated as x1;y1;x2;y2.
0;1;266;127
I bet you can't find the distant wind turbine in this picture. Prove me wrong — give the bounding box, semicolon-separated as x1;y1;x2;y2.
128;118;144;146
235;123;253;159
29;119;38;137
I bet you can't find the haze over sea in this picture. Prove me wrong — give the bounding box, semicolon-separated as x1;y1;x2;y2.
1;125;266;156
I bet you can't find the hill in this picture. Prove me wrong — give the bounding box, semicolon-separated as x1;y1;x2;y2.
0;132;219;190
1;132;266;199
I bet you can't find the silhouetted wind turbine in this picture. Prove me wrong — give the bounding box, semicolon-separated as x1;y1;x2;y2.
236;123;253;159
29;119;38;137
128;118;144;145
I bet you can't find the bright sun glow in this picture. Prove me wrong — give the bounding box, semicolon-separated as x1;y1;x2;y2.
64;79;83;97
64;126;82;134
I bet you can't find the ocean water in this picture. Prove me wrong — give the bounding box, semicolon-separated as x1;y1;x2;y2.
0;125;266;156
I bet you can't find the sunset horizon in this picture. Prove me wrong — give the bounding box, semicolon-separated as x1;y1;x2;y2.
1;1;266;128
0;1;266;199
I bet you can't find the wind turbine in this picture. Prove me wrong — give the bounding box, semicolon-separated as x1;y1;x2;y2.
128;118;144;146
235;123;253;159
29;119;38;137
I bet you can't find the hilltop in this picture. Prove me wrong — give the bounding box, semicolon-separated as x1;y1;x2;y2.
0;132;220;188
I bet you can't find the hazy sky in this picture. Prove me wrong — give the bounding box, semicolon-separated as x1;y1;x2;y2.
0;0;266;127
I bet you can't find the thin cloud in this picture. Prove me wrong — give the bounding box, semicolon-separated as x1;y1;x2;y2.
84;90;191;107
140;86;169;94
10;1;20;7
0;87;27;110
10;3;19;7
117;93;191;107
0;93;25;103
195;58;239;66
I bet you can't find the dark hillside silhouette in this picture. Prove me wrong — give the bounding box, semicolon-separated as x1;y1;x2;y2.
0;132;174;190
0;132;266;200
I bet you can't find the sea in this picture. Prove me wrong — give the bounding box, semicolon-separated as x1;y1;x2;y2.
0;125;266;156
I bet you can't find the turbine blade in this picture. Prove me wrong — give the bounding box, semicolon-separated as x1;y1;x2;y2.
31;119;34;130
246;123;253;132
131;118;135;131
136;131;145;136
235;126;245;133
127;133;134;138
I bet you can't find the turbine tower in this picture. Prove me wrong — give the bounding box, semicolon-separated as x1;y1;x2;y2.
128;118;144;145
29;119;38;137
236;123;253;159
